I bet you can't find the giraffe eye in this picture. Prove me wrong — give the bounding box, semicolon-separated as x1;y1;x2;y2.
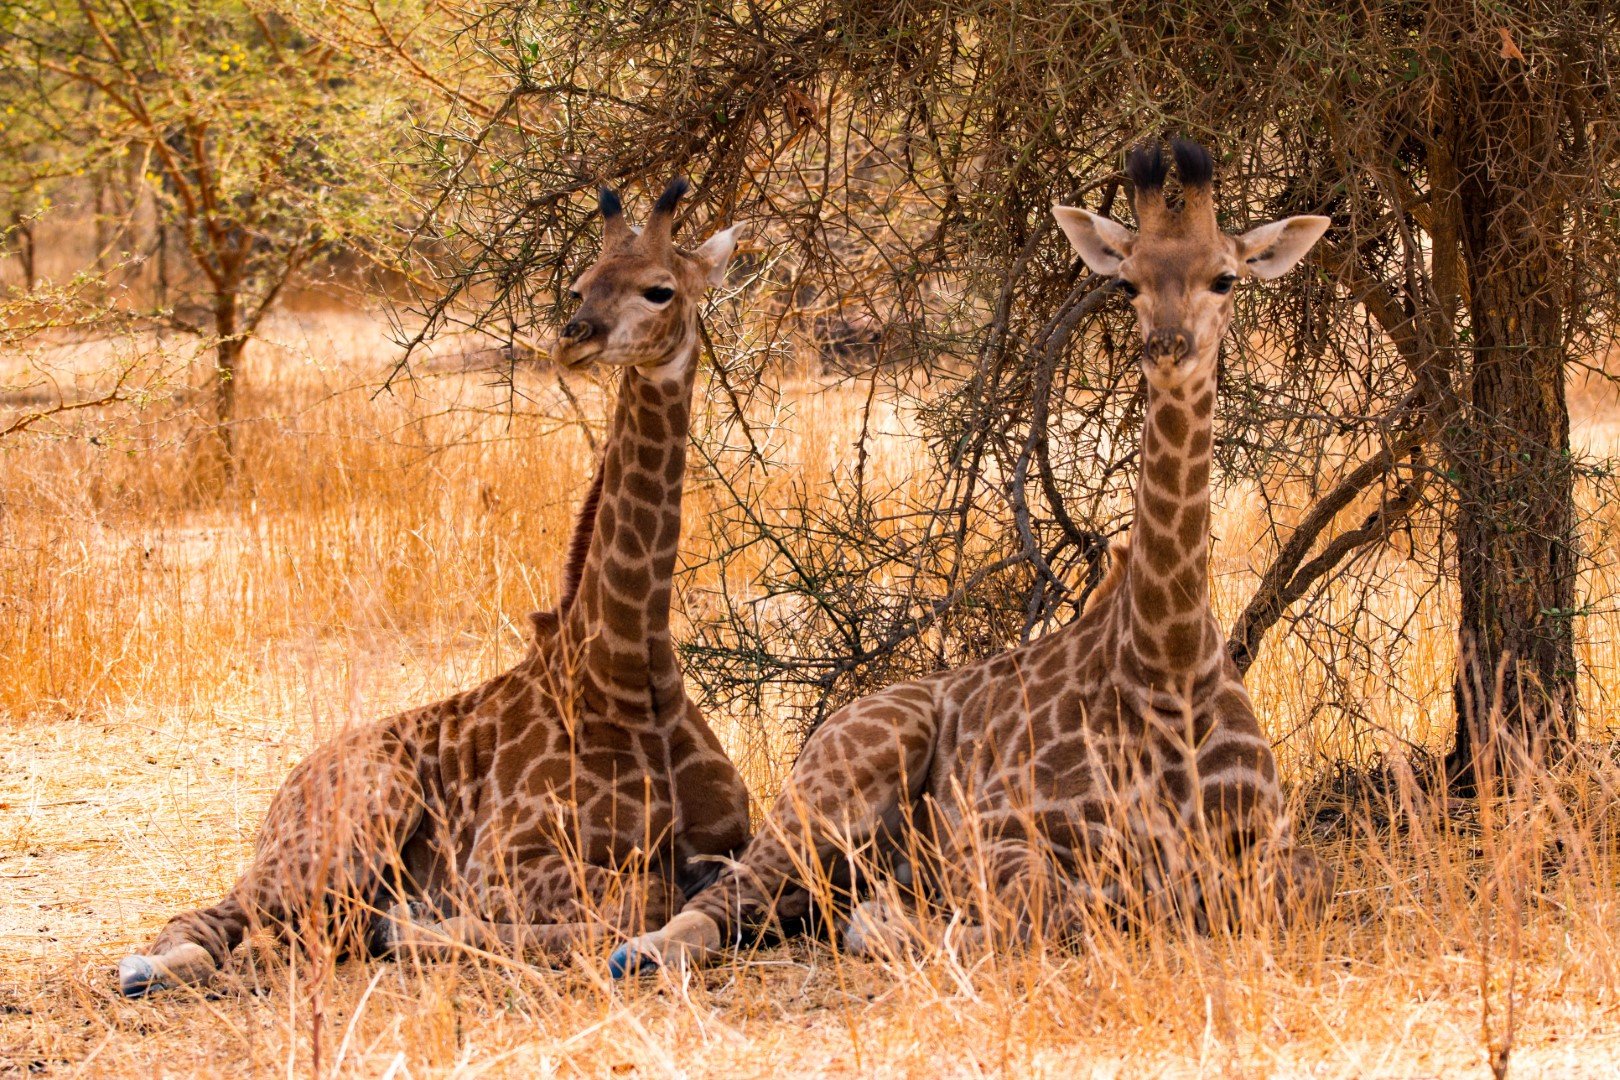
642;286;675;304
1211;274;1237;295
1115;279;1139;299
567;289;581;301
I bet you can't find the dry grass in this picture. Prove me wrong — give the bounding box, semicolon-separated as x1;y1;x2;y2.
5;310;1620;1077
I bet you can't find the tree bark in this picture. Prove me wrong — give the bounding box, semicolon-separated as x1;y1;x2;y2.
10;211;35;291
212;294;243;473
1446;49;1579;791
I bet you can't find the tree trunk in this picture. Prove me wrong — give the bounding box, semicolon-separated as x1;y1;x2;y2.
10;211;35;291
212;295;244;473
1445;51;1579;792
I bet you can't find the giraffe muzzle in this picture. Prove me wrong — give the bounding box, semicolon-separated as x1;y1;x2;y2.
554;319;604;368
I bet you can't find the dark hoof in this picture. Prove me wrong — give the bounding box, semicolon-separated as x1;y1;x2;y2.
118;955;164;998
370;900;433;958
608;944;661;979
368;916;400;958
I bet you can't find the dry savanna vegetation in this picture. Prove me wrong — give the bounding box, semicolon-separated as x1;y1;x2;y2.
2;309;1619;1077
7;1;1620;1077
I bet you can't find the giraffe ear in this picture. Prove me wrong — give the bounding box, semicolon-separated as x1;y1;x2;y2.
1236;215;1330;280
1053;206;1135;276
691;225;740;287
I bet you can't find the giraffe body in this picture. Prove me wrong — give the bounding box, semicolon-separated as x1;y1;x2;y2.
612;141;1333;973
118;182;749;996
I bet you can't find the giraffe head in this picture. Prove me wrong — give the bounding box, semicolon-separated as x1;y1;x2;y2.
1053;139;1328;391
554;178;740;375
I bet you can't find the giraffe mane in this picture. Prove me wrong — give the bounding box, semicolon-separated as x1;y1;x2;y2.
559;461;606;613
1079;539;1130;617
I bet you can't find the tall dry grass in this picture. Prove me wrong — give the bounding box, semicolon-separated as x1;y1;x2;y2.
4;310;1620;1076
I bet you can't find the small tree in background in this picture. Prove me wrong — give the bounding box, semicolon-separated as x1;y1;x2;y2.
1;0;403;473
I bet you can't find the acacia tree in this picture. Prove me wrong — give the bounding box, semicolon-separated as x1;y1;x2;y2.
357;0;1617;785
1438;20;1599;787
1;1;401;470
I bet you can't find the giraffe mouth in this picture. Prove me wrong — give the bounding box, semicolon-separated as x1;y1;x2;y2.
1141;343;1208;384
1144;352;1196;373
552;340;604;370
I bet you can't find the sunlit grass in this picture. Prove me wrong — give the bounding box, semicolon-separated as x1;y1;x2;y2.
4;311;1620;1076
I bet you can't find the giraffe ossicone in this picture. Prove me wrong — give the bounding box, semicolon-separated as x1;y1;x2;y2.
117;179;751;998
612;139;1333;977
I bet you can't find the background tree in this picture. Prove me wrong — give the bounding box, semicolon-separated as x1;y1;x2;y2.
1;0;406;472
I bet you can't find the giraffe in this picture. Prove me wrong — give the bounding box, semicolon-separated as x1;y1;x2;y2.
611;140;1332;975
117;179;751;996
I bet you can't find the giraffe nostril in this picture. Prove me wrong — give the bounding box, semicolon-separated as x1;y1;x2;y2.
1145;330;1192;363
562;319;594;343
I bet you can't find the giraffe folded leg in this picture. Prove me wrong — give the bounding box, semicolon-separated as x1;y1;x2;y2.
612;678;941;978
117;942;218;997
118;724;426;997
383;915;615;962
380;855;679;967
841;896;925;959
927;831;1119;954
118;890;248;998
608;909;722;976
367;900;438;958
1194;764;1335;929
1259;842;1335;924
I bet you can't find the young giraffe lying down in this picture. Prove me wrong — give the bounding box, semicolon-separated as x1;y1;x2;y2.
118;181;751;996
612;141;1333;974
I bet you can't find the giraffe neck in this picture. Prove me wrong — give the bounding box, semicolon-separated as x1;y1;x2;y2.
1125;362;1218;681
563;347;698;719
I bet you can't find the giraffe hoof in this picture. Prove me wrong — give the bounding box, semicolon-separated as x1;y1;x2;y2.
370;900;434;958
609;912;722;978
117;943;215;997
608;943;662;979
368;919;398;958
118;955;164;997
